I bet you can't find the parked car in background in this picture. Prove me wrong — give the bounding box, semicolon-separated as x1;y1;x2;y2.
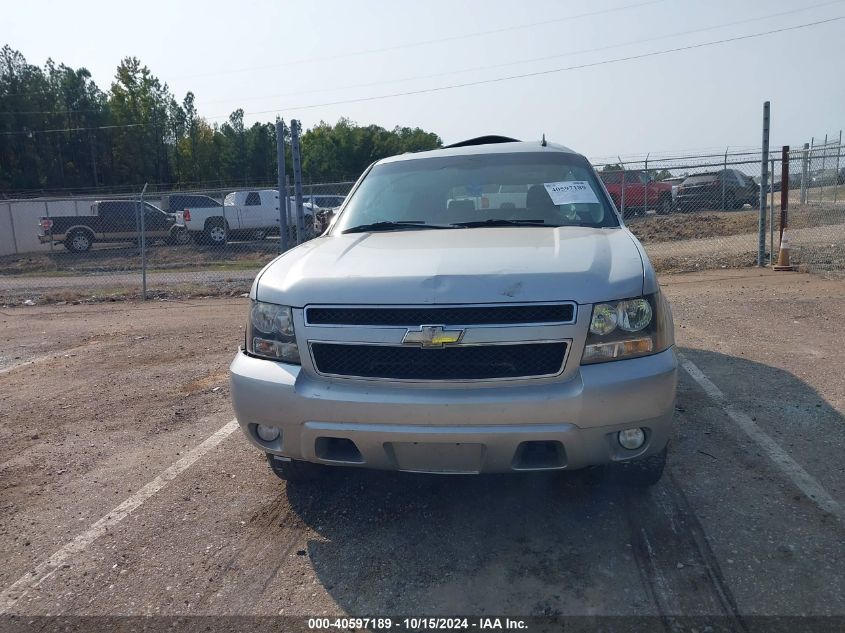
38;200;189;253
810;168;844;187
231;136;677;486
298;195;347;233
599;170;674;215
176;189;316;245
159;193;222;214
656;176;686;208
676;169;759;212
305;194;346;210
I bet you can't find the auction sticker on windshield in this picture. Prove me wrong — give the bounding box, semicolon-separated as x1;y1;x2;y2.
544;181;600;205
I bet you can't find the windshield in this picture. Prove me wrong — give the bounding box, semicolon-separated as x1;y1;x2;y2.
332;152;619;233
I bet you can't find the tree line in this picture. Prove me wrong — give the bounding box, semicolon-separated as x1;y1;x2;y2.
0;45;442;194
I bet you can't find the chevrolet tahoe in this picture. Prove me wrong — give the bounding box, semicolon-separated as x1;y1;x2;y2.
229;136;677;486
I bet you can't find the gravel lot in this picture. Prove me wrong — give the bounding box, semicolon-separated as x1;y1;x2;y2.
0;269;843;631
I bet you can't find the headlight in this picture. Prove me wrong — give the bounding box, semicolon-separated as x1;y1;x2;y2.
617;298;652;332
245;300;300;364
581;293;673;364
589;303;618;335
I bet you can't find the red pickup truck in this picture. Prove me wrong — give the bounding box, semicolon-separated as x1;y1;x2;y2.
599;170;674;215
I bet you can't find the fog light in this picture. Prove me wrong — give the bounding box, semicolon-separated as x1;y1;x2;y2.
618;428;645;450
256;424;280;442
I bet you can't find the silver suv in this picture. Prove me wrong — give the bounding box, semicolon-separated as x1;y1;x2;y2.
229;137;677;486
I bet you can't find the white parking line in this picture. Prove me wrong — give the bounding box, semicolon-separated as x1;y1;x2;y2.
0;418;240;614
678;353;844;525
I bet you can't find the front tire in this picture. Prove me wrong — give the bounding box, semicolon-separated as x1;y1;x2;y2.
605;446;667;487
266;454;324;482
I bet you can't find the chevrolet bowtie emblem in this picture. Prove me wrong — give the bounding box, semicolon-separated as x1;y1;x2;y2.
402;325;465;348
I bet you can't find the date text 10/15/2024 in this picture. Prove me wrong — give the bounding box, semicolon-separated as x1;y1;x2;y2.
307;617;528;630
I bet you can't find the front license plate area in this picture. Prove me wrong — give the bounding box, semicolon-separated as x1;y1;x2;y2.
386;441;485;474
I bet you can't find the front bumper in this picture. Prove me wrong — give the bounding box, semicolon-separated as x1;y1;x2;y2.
229;346;677;474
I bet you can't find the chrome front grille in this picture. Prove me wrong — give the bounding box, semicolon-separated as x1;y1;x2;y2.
304;302;575;381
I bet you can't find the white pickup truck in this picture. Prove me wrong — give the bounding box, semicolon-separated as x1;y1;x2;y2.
176;189;316;245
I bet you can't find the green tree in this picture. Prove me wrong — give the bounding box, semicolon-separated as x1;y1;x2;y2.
0;45;444;193
107;56;173;185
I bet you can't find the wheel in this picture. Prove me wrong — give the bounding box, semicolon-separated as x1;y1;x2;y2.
266;454;324;482
64;229;93;253
204;220;228;246
604;446;667;487
657;195;673;215
168;226;191;246
253;229;268;240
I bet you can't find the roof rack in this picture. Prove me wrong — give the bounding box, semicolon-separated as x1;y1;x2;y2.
443;135;521;148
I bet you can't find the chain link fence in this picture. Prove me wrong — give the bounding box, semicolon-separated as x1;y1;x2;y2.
1;138;843;306
593;140;844;274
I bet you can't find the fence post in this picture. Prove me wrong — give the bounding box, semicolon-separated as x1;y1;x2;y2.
758;101;770;267
275;119;289;252
800;142;809;204
290;120;305;244
44;201;52;252
808;137;815;203
617;156;625;218
722;147;728;211
820;134;828;203
835;130;842;205
7;202;19;255
139;182;148;300
643;153;649;214
770;158;775;264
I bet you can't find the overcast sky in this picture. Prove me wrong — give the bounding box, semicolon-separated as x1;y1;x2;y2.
5;0;845;158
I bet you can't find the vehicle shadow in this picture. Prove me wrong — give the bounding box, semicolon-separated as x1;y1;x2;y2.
282;348;843;617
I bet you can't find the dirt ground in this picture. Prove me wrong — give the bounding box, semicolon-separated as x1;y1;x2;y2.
0;269;843;631
626;204;844;244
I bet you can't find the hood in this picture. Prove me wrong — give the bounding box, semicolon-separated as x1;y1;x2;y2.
255;227;645;306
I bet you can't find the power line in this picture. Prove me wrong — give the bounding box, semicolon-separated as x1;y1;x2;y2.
0;123;144;136
221;16;845;118
201;0;844;110
1;1;662;98
4;0;812;116
2;15;841;136
176;0;666;80
4;1;839;118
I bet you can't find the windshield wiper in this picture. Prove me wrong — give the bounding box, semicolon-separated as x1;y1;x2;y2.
342;221;455;234
450;219;546;228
